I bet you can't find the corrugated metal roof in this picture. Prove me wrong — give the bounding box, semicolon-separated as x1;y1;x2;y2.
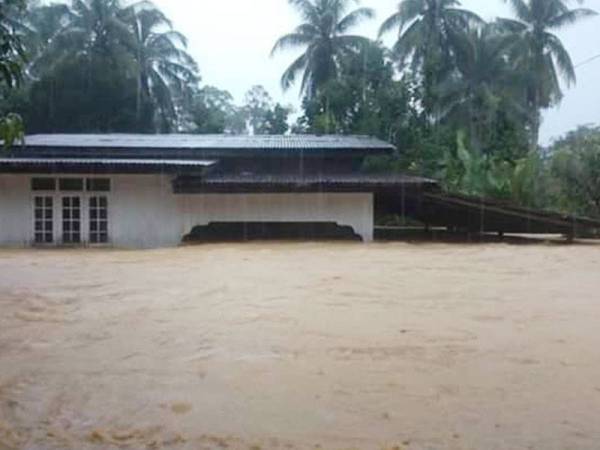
0;158;216;174
200;173;435;185
173;173;438;194
19;134;395;151
0;158;215;166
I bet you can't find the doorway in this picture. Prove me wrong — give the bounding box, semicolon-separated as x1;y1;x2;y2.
31;177;111;246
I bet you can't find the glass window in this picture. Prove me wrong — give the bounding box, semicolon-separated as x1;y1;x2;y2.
33;196;53;244
89;196;109;244
59;178;84;192
31;178;56;191
62;196;82;244
86;178;111;192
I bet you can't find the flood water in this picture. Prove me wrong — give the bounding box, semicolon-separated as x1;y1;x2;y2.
1;242;600;450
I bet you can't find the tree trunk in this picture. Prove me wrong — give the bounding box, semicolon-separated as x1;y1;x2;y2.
136;72;142;126
529;88;541;152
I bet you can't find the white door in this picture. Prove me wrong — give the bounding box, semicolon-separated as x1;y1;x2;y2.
88;195;109;244
31;177;111;246
61;196;83;245
33;195;55;245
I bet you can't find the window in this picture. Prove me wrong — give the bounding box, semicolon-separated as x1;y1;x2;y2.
86;178;111;192
59;178;84;192
89;196;109;244
34;196;53;244
31;178;56;191
62;197;81;244
31;177;111;245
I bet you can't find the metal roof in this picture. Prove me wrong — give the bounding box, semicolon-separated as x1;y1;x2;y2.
0;158;215;166
173;173;437;194
0;157;216;174
200;173;434;185
19;134;395;151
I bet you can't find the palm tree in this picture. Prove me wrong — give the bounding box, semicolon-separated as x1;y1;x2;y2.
500;0;597;148
0;0;28;87
31;0;198;132
23;3;71;76
438;24;528;153
379;0;482;116
54;0;133;60
272;0;375;98
122;3;199;131
0;0;26;146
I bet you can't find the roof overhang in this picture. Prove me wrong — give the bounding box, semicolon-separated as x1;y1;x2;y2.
0;158;217;174
172;174;439;194
9;134;396;159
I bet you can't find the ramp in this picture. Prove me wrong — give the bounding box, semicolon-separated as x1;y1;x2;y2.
377;191;600;237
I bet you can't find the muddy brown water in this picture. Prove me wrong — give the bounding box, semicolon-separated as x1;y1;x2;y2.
1;242;600;450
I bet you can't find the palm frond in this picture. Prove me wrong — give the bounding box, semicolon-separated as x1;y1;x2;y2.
446;8;484;27
281;52;308;91
378;11;402;37
546;32;576;85
547;7;597;29
336;7;374;33
504;0;532;22
271;33;313;56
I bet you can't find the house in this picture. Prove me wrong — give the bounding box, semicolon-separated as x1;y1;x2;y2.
0;134;436;248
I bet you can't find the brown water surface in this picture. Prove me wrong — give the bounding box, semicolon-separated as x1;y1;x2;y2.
0;242;599;450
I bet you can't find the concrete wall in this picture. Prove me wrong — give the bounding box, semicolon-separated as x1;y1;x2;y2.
0;174;374;248
0;175;31;246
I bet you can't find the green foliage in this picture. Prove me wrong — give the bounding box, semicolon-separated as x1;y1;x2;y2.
550;126;600;217
500;0;597;148
295;42;419;140
0;0;596;219
437;23;529;156
272;0;374;98
379;0;483;117
24;53;140;132
263;104;290;135
122;4;199;132
0;111;23;147
4;0;198;133
189;85;290;135
0;0;26;88
189;86;239;134
0;0;26;147
242;85;290;135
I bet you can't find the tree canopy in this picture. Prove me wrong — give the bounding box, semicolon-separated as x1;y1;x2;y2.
0;0;599;217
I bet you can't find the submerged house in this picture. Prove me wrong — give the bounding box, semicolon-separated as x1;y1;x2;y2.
0;134;436;247
1;134;598;248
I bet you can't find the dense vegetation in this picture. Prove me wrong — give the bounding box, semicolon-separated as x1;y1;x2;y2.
0;0;599;217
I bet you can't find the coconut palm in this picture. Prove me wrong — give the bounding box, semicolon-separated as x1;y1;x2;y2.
379;0;482;116
438;24;528;153
0;0;27;87
53;0;133;60
23;3;71;75
499;0;597;148
122;3;199;131
272;0;375;98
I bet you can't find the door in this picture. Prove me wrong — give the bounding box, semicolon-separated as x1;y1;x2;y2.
89;196;109;244
33;196;54;244
30;177;111;246
61;196;82;244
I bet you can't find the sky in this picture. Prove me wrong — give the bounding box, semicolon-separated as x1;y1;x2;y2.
153;0;600;144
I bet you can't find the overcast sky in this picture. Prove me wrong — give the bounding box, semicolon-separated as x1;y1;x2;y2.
153;0;600;144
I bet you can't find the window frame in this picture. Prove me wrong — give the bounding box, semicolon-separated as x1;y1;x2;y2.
30;176;112;246
58;178;85;192
31;177;57;192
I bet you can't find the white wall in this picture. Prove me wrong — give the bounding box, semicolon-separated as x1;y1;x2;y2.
0;174;374;248
178;192;374;242
0;175;31;246
110;175;182;248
